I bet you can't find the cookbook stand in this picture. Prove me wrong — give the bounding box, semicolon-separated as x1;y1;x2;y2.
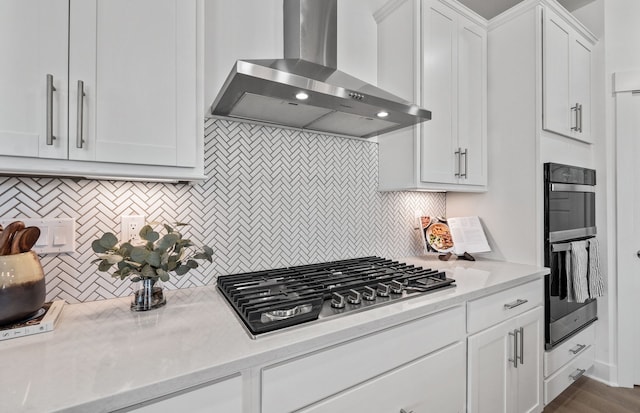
438;251;476;261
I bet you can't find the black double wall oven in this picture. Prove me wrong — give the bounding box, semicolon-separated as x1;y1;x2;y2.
544;162;598;349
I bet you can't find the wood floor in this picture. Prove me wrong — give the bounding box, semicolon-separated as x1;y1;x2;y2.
544;376;640;412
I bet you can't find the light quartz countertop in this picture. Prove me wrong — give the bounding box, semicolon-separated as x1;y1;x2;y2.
0;256;548;412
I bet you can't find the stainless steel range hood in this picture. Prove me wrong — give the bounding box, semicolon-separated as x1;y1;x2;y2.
210;0;431;139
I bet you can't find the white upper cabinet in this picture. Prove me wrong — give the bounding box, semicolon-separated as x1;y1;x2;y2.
542;6;594;143
69;0;198;167
0;0;68;160
0;0;204;181
376;0;487;192
421;0;486;186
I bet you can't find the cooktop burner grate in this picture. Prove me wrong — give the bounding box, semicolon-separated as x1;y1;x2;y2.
217;256;455;336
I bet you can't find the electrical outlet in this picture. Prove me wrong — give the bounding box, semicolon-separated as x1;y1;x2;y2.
121;215;146;245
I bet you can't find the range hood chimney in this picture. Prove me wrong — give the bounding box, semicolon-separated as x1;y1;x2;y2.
209;0;431;139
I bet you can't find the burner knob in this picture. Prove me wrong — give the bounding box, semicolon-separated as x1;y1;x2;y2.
362;286;376;301
390;280;404;294
377;282;390;297
347;289;362;305
331;292;346;309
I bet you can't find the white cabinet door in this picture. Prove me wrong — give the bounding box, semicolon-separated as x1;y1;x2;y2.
570;36;591;141
420;0;487;186
457;19;487;186
515;307;544;413
542;10;571;138
0;0;68;159
128;375;242;413
69;0;197;167
542;7;592;143
468;306;543;413
301;342;466;413
421;0;457;185
468;317;514;413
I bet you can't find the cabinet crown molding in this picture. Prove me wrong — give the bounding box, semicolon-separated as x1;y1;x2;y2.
488;0;597;45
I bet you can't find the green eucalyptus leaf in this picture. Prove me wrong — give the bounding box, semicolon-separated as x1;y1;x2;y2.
130;247;149;264
119;242;134;257
141;264;157;279
138;225;153;241
163;224;174;233
98;259;112;272
174;222;188;227
146;251;161;267
175;265;190;276
91;257;103;264
92;239;109;253
130;276;141;283
99;233;118;249
157;233;180;250
157;268;170;282
161;251;169;265
193;253;208;260
186;259;199;269
103;254;123;264
167;258;178;271
203;246;213;256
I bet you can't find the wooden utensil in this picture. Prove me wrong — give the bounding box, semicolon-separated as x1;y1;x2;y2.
19;226;41;252
0;221;25;255
9;229;25;255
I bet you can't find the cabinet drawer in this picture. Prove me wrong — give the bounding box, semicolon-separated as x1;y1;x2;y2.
467;279;543;334
301;341;466;413
261;306;465;413
544;345;594;405
544;323;595;377
127;374;242;413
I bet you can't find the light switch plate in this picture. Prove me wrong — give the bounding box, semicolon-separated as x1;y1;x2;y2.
0;217;76;254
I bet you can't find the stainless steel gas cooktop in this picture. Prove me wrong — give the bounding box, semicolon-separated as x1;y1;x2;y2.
217;256;455;337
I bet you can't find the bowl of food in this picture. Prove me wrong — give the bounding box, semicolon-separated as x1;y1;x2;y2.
426;223;454;253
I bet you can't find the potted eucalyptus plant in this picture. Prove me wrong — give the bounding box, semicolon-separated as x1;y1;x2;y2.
92;222;213;311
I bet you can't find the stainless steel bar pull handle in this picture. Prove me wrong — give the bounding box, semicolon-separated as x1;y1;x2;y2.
578;103;583;133
517;326;524;365
569;343;586;354
76;80;86;148
569;368;586;381
460;148;468;178
509;330;518;368
46;74;56;145
504;298;528;310
571;103;579;131
454;148;461;177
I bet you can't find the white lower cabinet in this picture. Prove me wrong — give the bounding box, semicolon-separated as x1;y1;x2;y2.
543;323;595;404
126;374;242;413
468;307;543;413
261;306;466;413
301;341;466;413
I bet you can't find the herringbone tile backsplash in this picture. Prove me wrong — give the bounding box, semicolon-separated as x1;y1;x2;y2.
0;119;445;303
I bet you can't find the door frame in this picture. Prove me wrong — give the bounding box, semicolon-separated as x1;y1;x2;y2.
614;70;640;387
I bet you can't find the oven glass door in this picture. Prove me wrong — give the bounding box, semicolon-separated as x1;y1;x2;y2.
548;184;596;242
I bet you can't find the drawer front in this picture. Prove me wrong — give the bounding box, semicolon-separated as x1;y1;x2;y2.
544;323;595;377
544;345;595;405
467;279;543;334
301;342;466;413
128;374;242;413
261;306;465;413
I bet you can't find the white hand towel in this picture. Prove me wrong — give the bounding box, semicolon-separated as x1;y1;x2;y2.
587;238;605;298
566;240;589;303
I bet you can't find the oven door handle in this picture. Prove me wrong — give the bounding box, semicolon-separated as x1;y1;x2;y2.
550;183;595;193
